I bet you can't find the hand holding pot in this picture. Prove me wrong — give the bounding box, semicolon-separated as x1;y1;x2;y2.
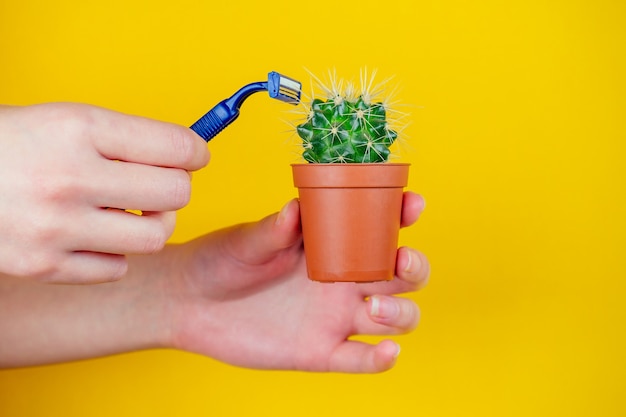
164;192;429;373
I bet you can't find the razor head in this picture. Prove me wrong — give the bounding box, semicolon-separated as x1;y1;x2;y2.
268;71;301;105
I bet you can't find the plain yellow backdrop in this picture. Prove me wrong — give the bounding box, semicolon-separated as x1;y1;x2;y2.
1;0;624;416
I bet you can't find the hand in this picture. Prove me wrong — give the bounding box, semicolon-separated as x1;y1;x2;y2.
161;192;429;373
0;103;209;283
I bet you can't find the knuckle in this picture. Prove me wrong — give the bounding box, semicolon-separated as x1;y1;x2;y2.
47;103;93;139
27;217;63;249
39;175;79;204
169;171;192;208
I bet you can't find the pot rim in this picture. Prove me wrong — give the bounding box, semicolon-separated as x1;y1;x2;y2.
292;162;410;188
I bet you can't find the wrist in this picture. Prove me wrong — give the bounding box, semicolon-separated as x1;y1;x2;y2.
124;249;180;351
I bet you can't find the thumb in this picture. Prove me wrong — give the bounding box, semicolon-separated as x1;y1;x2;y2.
226;199;302;266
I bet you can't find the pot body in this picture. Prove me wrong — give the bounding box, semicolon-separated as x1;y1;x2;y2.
292;163;410;283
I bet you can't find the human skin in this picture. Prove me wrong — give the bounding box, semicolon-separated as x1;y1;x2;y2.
0;103;210;283
0;194;429;373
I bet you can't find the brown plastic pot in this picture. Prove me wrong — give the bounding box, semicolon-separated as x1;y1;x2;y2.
292;163;410;283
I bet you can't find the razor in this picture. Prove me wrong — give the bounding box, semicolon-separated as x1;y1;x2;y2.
190;71;302;142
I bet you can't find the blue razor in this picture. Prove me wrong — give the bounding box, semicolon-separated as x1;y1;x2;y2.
191;71;302;142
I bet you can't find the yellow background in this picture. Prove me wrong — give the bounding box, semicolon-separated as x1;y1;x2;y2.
1;0;624;415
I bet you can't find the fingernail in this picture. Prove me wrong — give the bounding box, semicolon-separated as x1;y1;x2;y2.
370;295;400;319
404;249;421;273
275;200;292;226
394;343;401;358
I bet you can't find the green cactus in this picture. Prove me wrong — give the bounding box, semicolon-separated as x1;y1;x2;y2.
295;71;400;163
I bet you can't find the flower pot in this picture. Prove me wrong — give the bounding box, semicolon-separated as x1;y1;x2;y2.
292;163;410;283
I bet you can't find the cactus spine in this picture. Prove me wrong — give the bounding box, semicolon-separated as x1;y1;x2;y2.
296;70;399;163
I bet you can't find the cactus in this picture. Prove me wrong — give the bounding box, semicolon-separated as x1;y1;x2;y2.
295;69;401;163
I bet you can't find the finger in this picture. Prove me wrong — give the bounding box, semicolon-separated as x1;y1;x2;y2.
401;192;426;228
352;295;421;335
89;106;210;171
328;340;401;373
90;160;193;211
358;247;430;296
395;246;430;291
226;199;302;265
44;252;128;284
66;209;175;256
